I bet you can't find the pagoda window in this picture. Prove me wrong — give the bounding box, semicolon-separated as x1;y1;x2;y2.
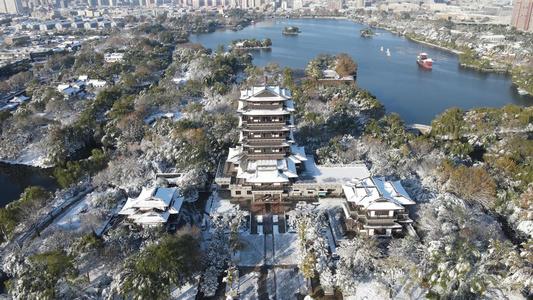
253;133;262;138
272;133;280;137
254;149;262;153
272;149;280;152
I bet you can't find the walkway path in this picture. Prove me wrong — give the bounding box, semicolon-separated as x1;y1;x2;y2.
16;185;95;247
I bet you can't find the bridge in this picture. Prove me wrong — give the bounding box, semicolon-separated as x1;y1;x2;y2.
405;123;432;134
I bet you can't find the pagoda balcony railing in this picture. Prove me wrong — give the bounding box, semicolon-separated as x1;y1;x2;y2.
251;184;285;191
247;150;289;155
242;104;284;110
244;135;290;140
347;203;401;221
367;214;397;220
241;119;290;125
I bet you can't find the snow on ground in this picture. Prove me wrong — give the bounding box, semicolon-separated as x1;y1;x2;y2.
517;220;533;237
266;234;274;265
393;283;426;300
84;263;111;295
274;267;307;300
267;268;276;299
345;280;389;300
236;234;265;267
317;198;345;244
317;198;345;210
274;234;299;265
170;275;199;300
47;190;109;235
211;195;239;215
0;146;50;168
239;270;260;300
53;198;88;231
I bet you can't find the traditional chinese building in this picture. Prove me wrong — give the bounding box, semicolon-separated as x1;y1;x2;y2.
216;85;308;202
118;186;184;226
342;177;415;236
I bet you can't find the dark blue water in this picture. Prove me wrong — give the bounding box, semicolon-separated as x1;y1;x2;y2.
191;18;533;124
0;162;59;208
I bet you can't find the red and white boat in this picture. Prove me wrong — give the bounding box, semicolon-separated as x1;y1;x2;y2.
417;53;433;69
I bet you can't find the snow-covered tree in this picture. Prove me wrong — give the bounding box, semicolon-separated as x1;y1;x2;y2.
335;237;381;296
114;233;202;300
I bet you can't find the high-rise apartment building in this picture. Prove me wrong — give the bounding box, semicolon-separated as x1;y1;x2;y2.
0;0;23;14
511;0;533;31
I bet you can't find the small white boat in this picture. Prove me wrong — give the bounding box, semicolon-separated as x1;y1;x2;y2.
380;46;383;52
386;48;390;57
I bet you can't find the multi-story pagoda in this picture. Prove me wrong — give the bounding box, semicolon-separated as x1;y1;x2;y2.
216;85;307;202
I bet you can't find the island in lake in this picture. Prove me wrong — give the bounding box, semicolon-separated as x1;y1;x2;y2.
360;27;375;37
230;38;272;50
282;26;300;35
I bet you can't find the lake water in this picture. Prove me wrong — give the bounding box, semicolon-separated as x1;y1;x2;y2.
190;18;533;124
0;162;59;208
2;19;531;206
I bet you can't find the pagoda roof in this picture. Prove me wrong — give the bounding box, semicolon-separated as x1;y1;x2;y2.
290;144;308;162
236;157;299;183
227;146;245;163
119;186;178;213
118;186;184;226
247;169;290;183
240;86;291;102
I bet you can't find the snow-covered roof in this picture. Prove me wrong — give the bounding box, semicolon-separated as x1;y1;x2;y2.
247;169;289;183
119;186;183;226
299;156;368;184
9;95;30;103
342;177;415;211
227;146;245;163
61;87;80;94
240;86;290;102
373;178;415;206
290;145;308;162
0;102;19;111
57;84;70;91
323;69;340;78
236;158;298;184
153;187;177;206
364;200;404;211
